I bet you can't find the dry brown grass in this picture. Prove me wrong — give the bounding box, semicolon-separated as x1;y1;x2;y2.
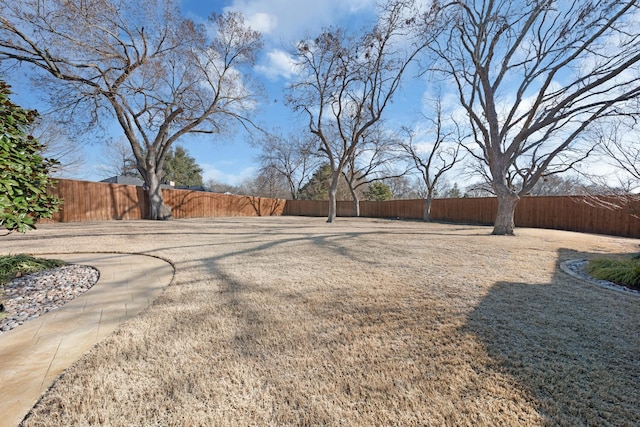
3;217;638;426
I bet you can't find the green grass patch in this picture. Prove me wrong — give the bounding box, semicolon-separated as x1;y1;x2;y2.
586;256;640;291
0;254;66;287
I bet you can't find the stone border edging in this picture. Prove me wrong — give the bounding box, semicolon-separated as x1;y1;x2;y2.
560;259;639;296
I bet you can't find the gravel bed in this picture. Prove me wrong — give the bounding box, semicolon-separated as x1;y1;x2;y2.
0;265;100;333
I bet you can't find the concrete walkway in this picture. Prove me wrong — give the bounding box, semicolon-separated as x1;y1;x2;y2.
0;253;174;427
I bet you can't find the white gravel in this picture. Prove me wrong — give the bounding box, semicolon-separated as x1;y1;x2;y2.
0;265;100;333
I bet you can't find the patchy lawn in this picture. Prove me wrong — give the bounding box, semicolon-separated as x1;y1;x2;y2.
3;217;638;426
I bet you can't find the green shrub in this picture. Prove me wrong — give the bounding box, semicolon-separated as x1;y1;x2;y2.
0;254;66;286
0;254;66;314
0;80;61;233
586;257;640;291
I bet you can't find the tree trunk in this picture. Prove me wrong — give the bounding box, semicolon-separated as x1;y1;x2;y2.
347;182;360;217
492;191;519;235
327;173;339;223
352;197;360;217
423;195;433;222
146;170;173;220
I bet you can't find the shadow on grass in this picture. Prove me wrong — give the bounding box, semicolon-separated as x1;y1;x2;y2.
464;248;640;425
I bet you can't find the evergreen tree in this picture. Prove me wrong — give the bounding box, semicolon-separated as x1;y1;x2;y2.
299;164;354;201
364;182;394;201
445;183;462;198
299;164;331;200
163;146;204;187
0;81;60;233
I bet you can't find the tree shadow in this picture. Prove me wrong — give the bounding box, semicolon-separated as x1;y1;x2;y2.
464;248;640;425
243;196;286;216
111;184;147;220
163;189;285;218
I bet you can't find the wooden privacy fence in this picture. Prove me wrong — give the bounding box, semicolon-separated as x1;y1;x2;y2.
282;200;425;219
283;197;640;238
41;179;639;238
43;179;285;222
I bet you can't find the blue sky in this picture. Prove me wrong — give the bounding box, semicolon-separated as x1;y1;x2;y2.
4;0;634;191
8;0;428;186
178;0;424;186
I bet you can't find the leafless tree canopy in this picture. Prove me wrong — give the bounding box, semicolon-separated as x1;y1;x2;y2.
0;0;263;219
98;138;140;179
382;175;427;199
340;123;410;216
430;0;640;234
400;98;464;220
255;129;321;200
286;0;438;222
241;168;292;199
595;116;640;192
30;117;86;178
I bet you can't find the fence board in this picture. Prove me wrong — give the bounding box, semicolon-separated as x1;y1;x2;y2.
39;180;638;238
283;196;639;238
42;179;284;222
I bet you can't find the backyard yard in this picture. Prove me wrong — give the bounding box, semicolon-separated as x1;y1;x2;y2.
3;217;639;426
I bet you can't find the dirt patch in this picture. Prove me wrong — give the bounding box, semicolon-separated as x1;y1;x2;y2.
3;217;638;426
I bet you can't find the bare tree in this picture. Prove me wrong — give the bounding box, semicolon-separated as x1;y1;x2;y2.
0;0;263;219
463;182;494;198
384;175;426;199
255;129;321;199
578;116;640;217
205;179;240;195
98;138;140;179
286;0;437;222
428;0;640;234
30;116;85;178
241;168;291;199
597;117;640;193
399;99;463;221
341;123;409;216
439;181;463;198
528;174;591;196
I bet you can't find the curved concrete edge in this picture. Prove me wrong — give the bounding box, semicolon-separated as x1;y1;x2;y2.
559;259;639;297
0;253;174;427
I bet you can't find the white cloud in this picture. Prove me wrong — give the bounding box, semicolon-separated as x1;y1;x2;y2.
255;49;298;80
245;12;278;34
202;164;257;186
224;0;377;42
